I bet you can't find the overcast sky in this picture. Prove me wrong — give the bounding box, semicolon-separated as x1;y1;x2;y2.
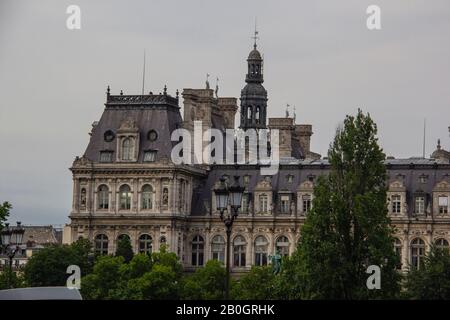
1;0;449;226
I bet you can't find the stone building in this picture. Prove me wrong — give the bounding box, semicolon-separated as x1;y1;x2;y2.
68;41;450;274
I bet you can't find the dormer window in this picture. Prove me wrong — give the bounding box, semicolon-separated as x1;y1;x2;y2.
144;150;157;162
439;196;449;214
122;138;134;161
414;196;425;215
100;151;113;163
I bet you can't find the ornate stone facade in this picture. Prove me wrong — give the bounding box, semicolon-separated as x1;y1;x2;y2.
68;43;450;274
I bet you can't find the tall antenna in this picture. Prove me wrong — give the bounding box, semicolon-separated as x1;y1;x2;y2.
141;50;146;96
422;118;426;158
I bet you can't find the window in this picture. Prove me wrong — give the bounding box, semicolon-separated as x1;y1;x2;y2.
254;236;268;266
394;238;402;270
243;175;250;187
255;106;260;124
414;196;425;215
240;193;249;214
141;184;153;210
144;150;157;162
80;188;87;209
419;175;428;184
119;185;132;210
191;235;204;266
259;194;268;213
147;130;158;141
100;151;113;163
122;137;134;161
139;234;152;254
391;195;401;213
104;130;115;142
411;238;425;269
247;106;252;120
98;185;109;209
286;175;293;184
302;194;312;213
276;236;290;257
233;236;246;267
211;235;225;263
439;196;449;214
280;195;290;214
95;234;108;255
435;238;449;251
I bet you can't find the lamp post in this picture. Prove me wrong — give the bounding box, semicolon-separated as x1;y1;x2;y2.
0;222;25;288
214;176;244;300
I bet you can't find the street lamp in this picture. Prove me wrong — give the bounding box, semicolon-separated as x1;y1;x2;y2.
1;222;25;288
214;175;244;300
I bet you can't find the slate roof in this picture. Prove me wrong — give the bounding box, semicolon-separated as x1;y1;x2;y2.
22;226;60;246
83;93;182;163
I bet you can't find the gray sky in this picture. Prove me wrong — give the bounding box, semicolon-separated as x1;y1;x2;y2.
1;0;449;225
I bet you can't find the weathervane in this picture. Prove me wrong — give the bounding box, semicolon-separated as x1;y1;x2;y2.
252;18;259;49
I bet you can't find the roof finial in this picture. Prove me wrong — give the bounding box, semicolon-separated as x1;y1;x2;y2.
285;103;290;118
437;138;441;150
106;85;110;96
176;89;179;99
163;84;167;95
205;73;210;89
215;77;219;98
252;17;259;49
120;90;123;95
293;105;296;123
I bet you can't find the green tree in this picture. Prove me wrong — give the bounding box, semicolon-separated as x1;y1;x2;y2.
182;260;226;300
81;247;183;300
23;238;93;287
0;268;24;290
232;266;277;300
405;246;450;299
81;255;127;300
115;237;134;263
0;201;12;232
283;110;400;299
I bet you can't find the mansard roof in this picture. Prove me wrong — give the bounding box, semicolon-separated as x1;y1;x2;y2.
191;159;450;216
83;92;182;163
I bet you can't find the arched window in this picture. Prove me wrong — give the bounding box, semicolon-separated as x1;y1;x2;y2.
119;185;132;210
254;236;268;266
80;188;87;209
255;106;260;124
435;238;449;251
122;137;134;161
233;235;246;267
141;184;153;210
276;236;290;257
139;234;152;254
98;185;109;209
394;238;402;269
95;234;108;255
191;235;204;266
160;236;167;246
259;194;268;213
118;234;130;241
247;106;252;120
411;238;425;269
211;235;225;263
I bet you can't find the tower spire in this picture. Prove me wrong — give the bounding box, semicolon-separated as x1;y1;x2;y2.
252;18;259;49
